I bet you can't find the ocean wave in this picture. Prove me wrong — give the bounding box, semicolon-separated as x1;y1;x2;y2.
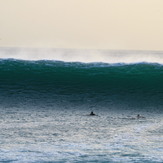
0;59;162;105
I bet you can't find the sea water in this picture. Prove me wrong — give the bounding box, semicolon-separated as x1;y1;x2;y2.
0;106;162;162
0;48;163;162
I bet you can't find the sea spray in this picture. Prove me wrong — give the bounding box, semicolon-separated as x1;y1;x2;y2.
0;47;163;63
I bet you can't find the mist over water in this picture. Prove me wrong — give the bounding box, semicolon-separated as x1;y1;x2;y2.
0;47;163;64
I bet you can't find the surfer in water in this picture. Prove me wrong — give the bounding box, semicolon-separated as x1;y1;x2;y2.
90;111;96;116
137;114;145;119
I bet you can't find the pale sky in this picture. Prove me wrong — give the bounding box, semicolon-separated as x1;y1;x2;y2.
0;0;163;50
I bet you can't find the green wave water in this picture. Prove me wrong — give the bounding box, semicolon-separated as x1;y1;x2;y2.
0;59;163;109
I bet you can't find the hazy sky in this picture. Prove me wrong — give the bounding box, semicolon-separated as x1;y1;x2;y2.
0;0;163;50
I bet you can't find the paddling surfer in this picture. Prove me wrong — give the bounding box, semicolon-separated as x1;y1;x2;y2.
137;114;145;119
90;111;96;116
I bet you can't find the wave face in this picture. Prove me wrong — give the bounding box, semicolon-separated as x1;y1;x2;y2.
0;59;163;109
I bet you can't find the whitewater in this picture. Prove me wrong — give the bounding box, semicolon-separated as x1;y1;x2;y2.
0;48;163;163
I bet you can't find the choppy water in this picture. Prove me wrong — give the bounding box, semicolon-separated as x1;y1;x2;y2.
0;106;162;163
